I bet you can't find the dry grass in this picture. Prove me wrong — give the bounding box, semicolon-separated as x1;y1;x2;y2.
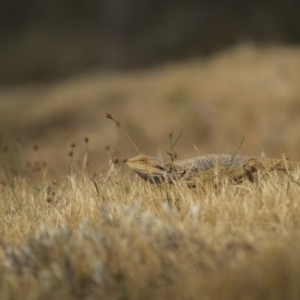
1;159;300;299
2;45;300;299
1;45;300;174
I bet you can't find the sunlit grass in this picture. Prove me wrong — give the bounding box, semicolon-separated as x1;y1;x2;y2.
1;157;300;299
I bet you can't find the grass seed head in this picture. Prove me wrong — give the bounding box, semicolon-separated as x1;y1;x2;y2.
46;197;52;203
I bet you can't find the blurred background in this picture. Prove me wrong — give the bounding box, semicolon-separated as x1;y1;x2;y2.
1;0;300;84
1;0;300;178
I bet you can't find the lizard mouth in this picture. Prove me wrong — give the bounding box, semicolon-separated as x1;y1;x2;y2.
136;171;167;184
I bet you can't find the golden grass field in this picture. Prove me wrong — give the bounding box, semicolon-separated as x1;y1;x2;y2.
1;45;300;299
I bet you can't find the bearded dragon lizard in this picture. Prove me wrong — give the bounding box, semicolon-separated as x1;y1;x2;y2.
126;153;300;186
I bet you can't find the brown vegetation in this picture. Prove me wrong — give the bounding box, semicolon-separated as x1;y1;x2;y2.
2;46;300;174
1;45;300;299
1;161;300;299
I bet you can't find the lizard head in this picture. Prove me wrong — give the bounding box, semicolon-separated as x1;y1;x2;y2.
126;154;169;184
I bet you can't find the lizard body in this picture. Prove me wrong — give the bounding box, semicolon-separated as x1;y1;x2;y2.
126;153;300;186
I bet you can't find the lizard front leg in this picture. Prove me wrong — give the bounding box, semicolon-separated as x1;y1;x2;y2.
242;158;285;182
